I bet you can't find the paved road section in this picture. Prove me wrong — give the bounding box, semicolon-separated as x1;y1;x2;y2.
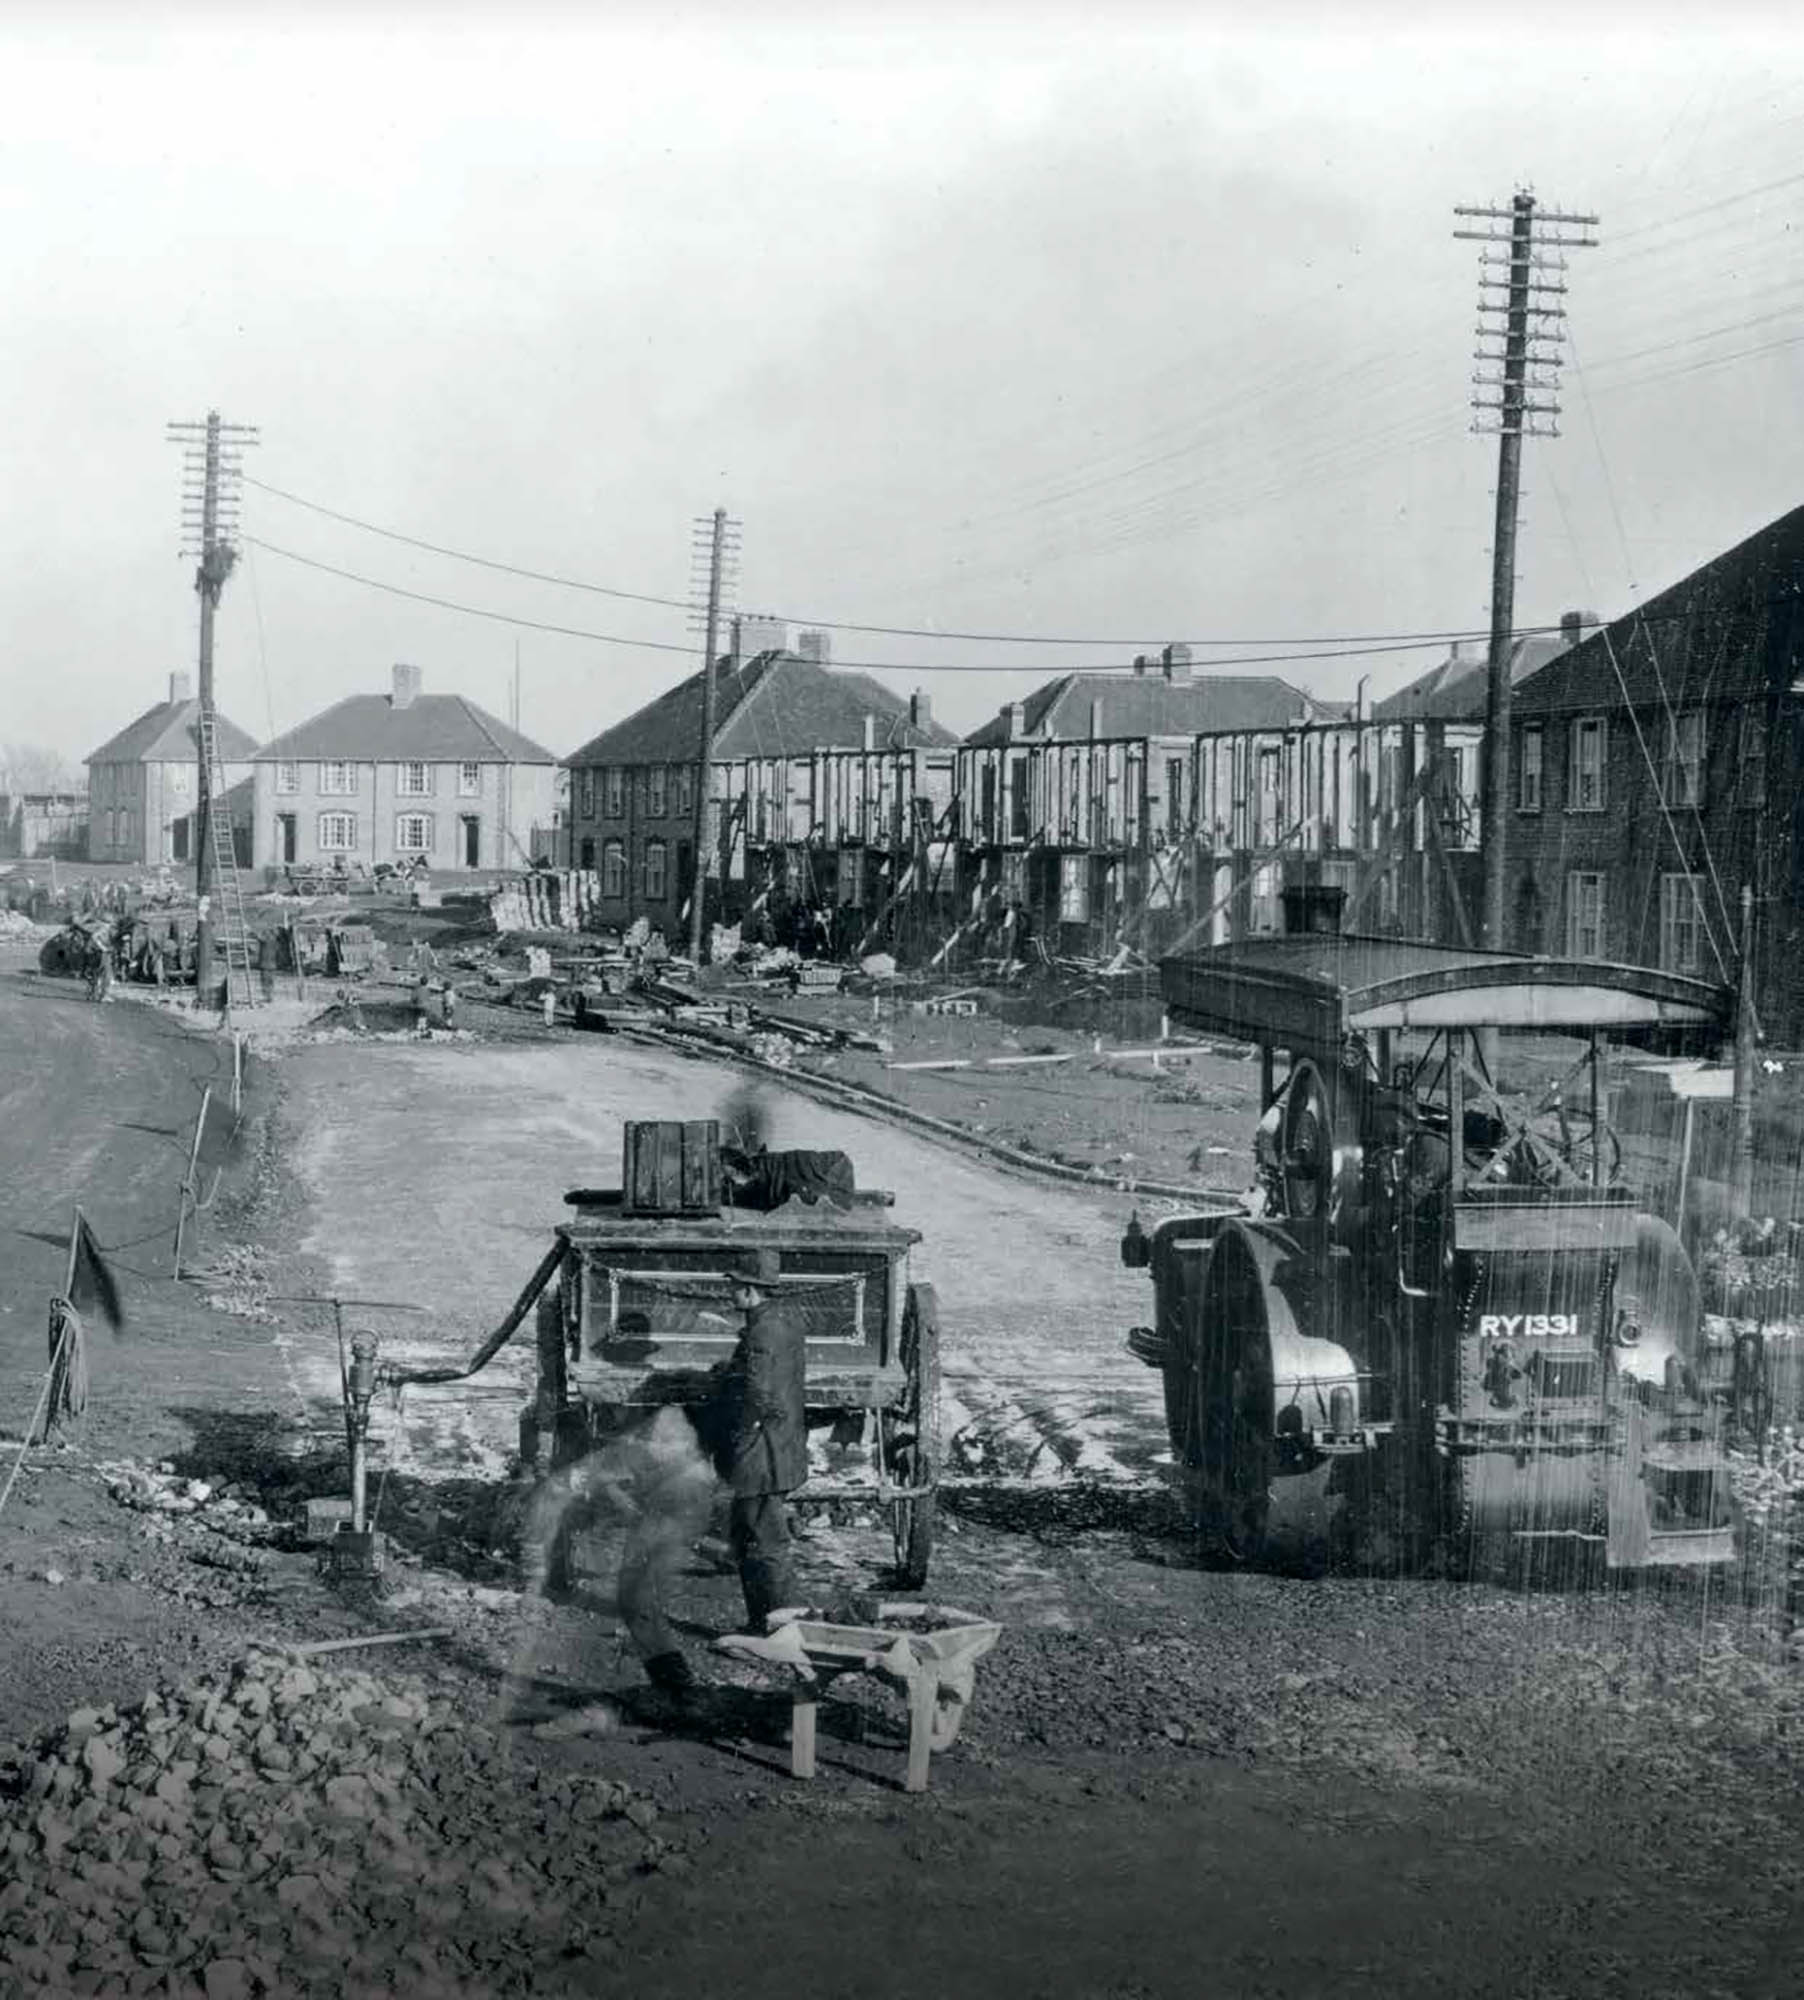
281;1037;1173;1485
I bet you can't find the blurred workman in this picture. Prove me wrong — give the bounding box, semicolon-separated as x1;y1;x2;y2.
709;1245;808;1631
523;1406;718;1697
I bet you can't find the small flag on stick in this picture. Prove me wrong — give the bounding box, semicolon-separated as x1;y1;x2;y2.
64;1206;124;1334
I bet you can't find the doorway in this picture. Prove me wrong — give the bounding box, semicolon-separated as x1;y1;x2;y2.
277;814;297;866
461;815;481;868
172;818;190;864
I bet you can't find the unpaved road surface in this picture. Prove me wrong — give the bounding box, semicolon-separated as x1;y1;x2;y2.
4;976;1804;1999
277;1035;1167;1488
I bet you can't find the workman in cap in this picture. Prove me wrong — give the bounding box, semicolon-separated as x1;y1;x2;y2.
709;1244;808;1631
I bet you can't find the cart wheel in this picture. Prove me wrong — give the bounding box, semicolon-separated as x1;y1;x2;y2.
893;1283;942;1589
890;1448;935;1591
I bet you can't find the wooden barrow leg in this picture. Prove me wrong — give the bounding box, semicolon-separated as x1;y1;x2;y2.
905;1667;938;1794
790;1689;818;1780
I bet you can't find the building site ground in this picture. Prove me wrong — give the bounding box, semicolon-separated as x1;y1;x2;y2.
3;893;1804;1998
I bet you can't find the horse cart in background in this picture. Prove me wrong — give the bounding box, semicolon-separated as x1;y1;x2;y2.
1124;924;1741;1575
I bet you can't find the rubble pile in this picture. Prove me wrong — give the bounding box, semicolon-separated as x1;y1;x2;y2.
0;1652;676;1998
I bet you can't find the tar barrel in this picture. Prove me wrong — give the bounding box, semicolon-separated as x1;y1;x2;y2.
621;1119;723;1216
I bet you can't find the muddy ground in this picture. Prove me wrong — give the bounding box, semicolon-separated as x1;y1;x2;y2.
3;955;1803;1998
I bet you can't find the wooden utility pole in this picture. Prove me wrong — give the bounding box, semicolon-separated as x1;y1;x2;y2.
1454;192;1597;951
168;409;256;1004
687;508;739;964
1733;883;1758;1211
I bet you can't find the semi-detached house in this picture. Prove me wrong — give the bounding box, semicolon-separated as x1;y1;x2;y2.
250;664;559;876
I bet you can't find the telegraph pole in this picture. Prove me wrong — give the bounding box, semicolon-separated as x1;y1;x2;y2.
168;409;257;1003
1454;192;1597;951
687;508;740;964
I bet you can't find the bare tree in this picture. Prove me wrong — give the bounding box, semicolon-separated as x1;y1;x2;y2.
0;743;80;795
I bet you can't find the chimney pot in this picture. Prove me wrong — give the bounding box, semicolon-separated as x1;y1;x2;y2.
1162;643;1192;684
168;671;193;705
392;663;423;709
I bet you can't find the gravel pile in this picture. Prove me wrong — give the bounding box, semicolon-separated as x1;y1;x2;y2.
0;1650;678;1999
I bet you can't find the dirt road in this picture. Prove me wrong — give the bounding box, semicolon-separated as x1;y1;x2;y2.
277;1035;1168;1487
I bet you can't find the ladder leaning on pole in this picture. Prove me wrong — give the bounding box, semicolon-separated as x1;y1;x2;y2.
198;705;257;1009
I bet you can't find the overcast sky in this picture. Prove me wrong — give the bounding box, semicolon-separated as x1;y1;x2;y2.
3;3;1803;772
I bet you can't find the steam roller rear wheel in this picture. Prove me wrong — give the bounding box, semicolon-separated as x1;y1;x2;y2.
1199;1236;1278;1566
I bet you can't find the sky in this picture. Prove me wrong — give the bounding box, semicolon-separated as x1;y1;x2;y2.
3;2;1804;776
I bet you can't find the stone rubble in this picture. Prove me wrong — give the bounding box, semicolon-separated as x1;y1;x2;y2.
0;1650;678;1998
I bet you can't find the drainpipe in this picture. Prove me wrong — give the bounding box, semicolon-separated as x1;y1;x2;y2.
1733;883;1758;1212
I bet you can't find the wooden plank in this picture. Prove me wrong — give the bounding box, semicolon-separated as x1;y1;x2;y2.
905;1669;937;1793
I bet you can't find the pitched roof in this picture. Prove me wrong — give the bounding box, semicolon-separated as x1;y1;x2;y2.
254;693;557;765
962;670;1322;748
86;697;258;768
565;651;959;767
1515;503;1804;717
1373;630;1575;725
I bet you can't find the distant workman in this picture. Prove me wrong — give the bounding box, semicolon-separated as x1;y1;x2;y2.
257;931;278;1004
708;1245;808;1632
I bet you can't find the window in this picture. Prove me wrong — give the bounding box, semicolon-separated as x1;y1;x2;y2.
458;762;482;797
676;766;695;817
1008;756;1030;840
1568;718;1606;812
1665;711;1704;808
1059;853;1089;923
319;761;356;797
645;839;668;901
602;838;626;898
579;837;596;871
1738;709;1768;808
395;813;433;854
275;761;300;795
1256;746;1282;847
1659;873;1706;976
1567;871;1606;960
604;768;624;817
579;769;595;819
318;812;357;852
649;766;668;817
398;761;431;798
1518;726;1543;812
1166;758;1186;837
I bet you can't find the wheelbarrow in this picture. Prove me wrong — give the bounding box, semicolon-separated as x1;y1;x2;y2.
715;1603;1002;1793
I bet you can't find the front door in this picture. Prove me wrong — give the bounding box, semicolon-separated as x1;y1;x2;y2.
172;818;190;864
277;814;297;865
461;815;481;867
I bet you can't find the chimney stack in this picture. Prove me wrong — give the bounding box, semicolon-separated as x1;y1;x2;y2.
392;663;423;709
1007;700;1027;740
862;714;875;752
1133;654;1149;677
909;689;931;731
796;628;831;665
168;670;193;705
1559;609;1600;646
1162;643;1192;685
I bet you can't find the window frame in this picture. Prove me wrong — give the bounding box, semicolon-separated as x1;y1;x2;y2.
394;812;433;855
1518;724;1543;813
1658;872;1708;976
317;811;357;853
275;760;300;796
676;765;695;817
644;837;668;901
579;769;596;819
1567;717;1607;813
457;761;482;798
601;838;626;898
1663;711;1704;809
397;760;432;799
1566;870;1606;960
319;760;356;798
603;768;625;818
648;766;668;817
